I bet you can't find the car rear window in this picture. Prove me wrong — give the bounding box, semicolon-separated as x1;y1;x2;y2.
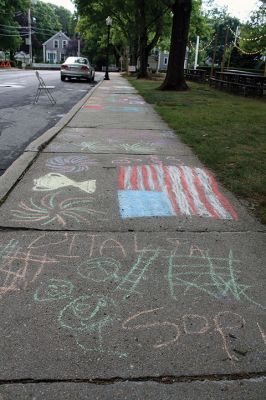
65;57;88;64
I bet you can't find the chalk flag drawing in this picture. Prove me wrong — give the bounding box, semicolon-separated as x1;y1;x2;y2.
11;192;106;226
46;156;98;173
118;165;238;220
33;173;96;194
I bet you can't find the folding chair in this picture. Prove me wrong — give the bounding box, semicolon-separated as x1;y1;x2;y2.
34;71;56;105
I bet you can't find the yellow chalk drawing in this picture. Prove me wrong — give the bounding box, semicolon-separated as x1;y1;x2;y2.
33;173;96;194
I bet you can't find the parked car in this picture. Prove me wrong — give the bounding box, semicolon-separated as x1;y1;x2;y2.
60;57;95;82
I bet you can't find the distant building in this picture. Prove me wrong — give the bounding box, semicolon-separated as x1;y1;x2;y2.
147;48;189;72
42;31;70;64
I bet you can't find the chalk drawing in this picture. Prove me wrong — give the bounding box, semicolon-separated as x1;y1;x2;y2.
34;248;162;356
12;192;106;227
115;250;160;299
167;250;265;308
82;105;103;110
33;173;96;194
30;234;265;359
105;106;143;113
78;141;156;153
214;311;246;362
122;307;181;349
118;165;238;220
122;308;258;362
34;279;74;302
0;239;58;297
77;258;121;282
46;156;98;173
257;323;266;345
58;294;127;357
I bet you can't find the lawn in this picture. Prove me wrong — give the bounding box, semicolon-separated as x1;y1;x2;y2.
127;76;266;224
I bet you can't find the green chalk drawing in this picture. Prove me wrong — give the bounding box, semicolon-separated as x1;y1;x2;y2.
115;250;160;299
0;239;20;264
167;250;265;308
58;294;127;358
34;248;162;357
34;279;74;302
77;258;121;282
78;141;156;153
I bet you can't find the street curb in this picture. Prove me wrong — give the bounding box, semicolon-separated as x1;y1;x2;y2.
0;78;104;204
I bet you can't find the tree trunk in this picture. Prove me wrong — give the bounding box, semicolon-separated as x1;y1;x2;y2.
137;0;149;78
160;0;192;91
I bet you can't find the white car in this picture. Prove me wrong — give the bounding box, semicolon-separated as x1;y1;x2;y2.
61;57;95;82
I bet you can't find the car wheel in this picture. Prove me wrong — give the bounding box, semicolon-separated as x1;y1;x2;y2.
61;76;66;81
91;74;95;82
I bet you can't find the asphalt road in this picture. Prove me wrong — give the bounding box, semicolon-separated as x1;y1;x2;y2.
0;69;103;175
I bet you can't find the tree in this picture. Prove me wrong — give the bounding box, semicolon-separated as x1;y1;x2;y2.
239;0;266;69
0;0;28;52
160;0;193;91
74;0;168;77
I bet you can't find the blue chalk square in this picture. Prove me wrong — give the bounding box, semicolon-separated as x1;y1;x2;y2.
118;190;175;218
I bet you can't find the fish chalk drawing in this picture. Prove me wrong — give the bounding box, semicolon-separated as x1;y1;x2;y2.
33;173;96;194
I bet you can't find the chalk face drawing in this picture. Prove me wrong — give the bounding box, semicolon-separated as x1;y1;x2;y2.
11;192;106;226
33;173;96;194
118;165;238;220
34;279;74;302
77;258;121;282
46;156;98;173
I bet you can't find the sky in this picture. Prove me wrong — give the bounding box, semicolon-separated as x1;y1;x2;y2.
203;0;259;21
41;0;259;21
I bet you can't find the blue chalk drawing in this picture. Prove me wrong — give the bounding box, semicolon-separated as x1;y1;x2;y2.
118;190;175;218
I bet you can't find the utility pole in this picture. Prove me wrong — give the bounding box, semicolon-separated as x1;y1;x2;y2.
77;33;80;57
194;36;200;70
28;8;32;65
210;34;218;77
221;28;229;72
227;26;240;69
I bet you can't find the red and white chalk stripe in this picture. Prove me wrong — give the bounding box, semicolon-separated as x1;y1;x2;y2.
119;165;237;220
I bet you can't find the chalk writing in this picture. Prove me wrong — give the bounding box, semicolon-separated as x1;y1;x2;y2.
0;239;58;297
77;258;121;282
30;234;264;360
33;173;96;194
122;308;253;362
11;192;106;227
46;156;98;173
122;307;181;349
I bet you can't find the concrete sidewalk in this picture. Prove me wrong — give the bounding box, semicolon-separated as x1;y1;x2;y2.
0;73;265;399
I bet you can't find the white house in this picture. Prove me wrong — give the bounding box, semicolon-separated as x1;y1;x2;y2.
42;31;70;63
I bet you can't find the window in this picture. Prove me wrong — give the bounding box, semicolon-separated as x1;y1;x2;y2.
164;57;168;65
54;40;59;49
62;40;67;48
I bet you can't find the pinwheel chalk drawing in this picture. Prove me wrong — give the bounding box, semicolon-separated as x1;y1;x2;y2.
46;156;98;173
33;173;96;194
11;193;106;227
